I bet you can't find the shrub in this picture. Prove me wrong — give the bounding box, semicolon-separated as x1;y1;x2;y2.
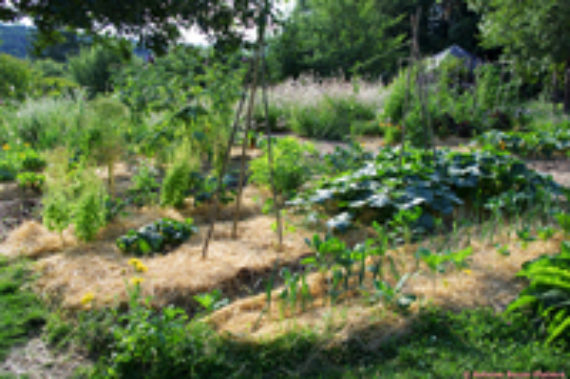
350;119;383;137
0;53;32;101
383;124;402;145
253;102;286;132
42;149;109;241
20;149;46;172
290;96;376;141
161;159;193;208
68;44;128;97
72;180;107;242
381;56;522;146
128;164;160;206
10;96;83;149
250;137;316;198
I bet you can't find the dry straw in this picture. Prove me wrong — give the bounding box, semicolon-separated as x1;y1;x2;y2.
1;186;314;310
206;229;564;342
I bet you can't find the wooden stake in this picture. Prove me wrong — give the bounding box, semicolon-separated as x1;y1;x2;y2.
201;82;249;258
261;34;283;249
232;6;264;239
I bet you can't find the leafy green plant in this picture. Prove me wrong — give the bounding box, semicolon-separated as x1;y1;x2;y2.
555;213;570;235
116;218;198;256
290;147;562;239
160;154;195;208
20;149;46;172
506;240;570;345
495;244;511;256
128;164;160;206
72;180;107;242
478;129;570;159
250;137;316;199
417;246;473;296
279;267;312;314
193;289;229;314
16;171;45;192
538;226;555;241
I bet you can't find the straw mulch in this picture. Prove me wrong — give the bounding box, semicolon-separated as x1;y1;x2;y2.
206;229;564;343
0;186;314;310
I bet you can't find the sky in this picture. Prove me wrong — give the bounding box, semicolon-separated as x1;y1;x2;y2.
9;0;296;46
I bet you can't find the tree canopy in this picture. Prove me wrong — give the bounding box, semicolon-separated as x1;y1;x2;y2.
469;0;570;63
1;0;275;53
267;0;482;81
468;0;570;111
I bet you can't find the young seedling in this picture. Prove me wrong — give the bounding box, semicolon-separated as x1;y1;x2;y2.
495;244;511;257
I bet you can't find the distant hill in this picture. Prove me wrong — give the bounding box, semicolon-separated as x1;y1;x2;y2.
0;23;34;58
0;23;150;61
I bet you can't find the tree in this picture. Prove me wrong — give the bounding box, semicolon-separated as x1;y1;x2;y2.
267;0;481;81
468;0;570;113
268;0;406;80
2;0;274;54
68;42;131;96
0;53;32;100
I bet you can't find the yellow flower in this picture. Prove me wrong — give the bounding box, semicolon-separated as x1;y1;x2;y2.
135;262;148;273
24;143;30;148
128;258;148;273
463;269;472;275
81;291;95;306
128;258;142;267
499;140;506;150
2;144;10;151
442;279;449;288
130;276;145;286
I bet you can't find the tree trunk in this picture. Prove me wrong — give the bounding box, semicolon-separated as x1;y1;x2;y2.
552;69;558;113
564;59;570;114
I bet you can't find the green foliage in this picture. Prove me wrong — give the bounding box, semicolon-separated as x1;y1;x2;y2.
267;0;406;80
69;44;129;97
160;159;193;208
44;312;74;350
116;218;198;256
291;147;563;236
506;240;570;345
250;137;316;198
193;289;229;314
16;171;45;192
0;145;46;182
289;96;376;141
5;0;264;56
0;257;45;361
383;124;403;146
301;228;416;311
478;128;570;159
350;119;382;137
470;0;570;67
253;102;285;132
0;53;32;100
42;150;109;241
72;181;107;242
127;164;160;207
114;46;205;116
381;56;524;145
5;96;84;150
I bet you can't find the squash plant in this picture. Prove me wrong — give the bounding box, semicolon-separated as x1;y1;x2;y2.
290;147;562;238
